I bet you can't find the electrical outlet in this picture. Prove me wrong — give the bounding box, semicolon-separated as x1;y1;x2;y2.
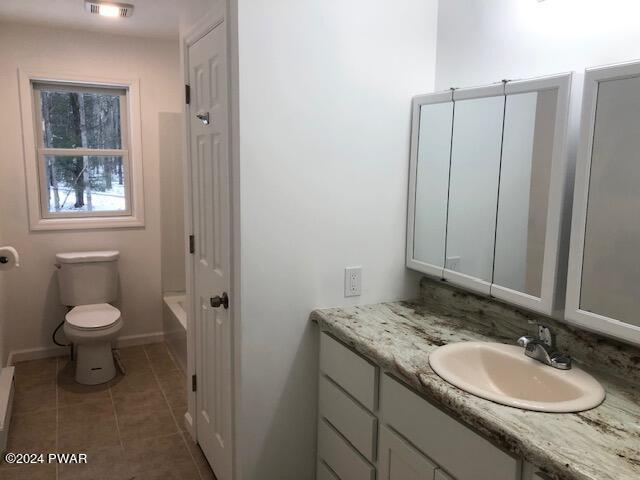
344;267;362;297
445;256;461;271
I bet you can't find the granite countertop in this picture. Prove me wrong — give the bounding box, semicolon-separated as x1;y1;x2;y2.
311;291;640;480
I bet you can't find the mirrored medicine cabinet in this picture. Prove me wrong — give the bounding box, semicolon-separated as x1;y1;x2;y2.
406;74;573;316
566;61;640;345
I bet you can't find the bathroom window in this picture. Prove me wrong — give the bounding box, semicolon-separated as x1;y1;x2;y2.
19;72;145;230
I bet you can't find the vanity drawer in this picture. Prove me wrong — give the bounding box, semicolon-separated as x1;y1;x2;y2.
435;469;454;480
319;374;377;461
381;374;519;480
318;418;375;480
317;460;339;480
320;333;378;411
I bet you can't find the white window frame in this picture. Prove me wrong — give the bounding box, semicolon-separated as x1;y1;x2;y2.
19;70;145;230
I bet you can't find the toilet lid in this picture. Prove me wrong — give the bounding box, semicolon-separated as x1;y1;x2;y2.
66;303;121;329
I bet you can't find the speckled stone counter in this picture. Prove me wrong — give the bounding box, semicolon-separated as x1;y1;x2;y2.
310;278;640;480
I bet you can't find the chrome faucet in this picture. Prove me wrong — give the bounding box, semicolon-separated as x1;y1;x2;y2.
517;324;572;370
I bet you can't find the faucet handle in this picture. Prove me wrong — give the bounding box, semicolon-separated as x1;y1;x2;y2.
526;320;554;347
537;324;554;347
550;352;572;370
517;335;536;348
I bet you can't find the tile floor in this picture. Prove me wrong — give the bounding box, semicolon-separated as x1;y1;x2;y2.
0;343;216;480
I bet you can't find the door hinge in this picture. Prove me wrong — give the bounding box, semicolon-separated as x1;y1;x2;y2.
185;84;191;105
191;374;197;392
189;235;195;254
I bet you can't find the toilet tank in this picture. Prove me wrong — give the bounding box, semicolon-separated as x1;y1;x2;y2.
56;251;120;306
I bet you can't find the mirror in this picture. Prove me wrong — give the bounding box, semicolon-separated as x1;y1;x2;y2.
445;94;504;283
413;101;454;268
579;75;640;327
407;74;571;315
493;89;558;297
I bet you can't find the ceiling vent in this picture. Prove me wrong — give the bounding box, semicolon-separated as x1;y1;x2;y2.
84;1;134;18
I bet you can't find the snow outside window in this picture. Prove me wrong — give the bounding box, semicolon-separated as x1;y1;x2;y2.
33;83;132;218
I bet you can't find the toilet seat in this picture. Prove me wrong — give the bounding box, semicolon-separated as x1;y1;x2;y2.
65;303;121;330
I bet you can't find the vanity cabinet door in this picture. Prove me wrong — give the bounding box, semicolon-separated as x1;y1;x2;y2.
443;86;505;293
491;74;572;315
567;62;640;344
317;461;340;480
318;419;375;480
407;93;455;277
434;470;454;480
378;425;437;480
380;374;519;480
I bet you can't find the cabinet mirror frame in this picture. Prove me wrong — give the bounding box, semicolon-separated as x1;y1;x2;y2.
491;73;573;316
566;61;640;345
406;90;454;278
407;74;574;316
442;83;506;295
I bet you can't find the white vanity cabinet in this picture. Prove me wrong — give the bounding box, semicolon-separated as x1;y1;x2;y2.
317;333;528;480
566;60;640;345
380;374;519;480
318;333;378;480
406;74;573;315
378;425;437;480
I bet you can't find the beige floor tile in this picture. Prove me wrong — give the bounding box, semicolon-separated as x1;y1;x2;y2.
124;433;200;480
112;388;168;413
117;407;178;442
57;380;111;408
8;345;200;478
157;370;187;409
58;445;132;480
4;409;57;454
12;378;57;415
143;343;170;359
116;345;148;361
57;362;111;407
109;370;161;398
115;351;153;378
13;357;57;380
145;343;179;373
0;463;56;480
114;390;178;440
58;398;120;451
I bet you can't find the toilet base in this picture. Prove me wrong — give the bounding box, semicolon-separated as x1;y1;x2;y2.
75;342;116;385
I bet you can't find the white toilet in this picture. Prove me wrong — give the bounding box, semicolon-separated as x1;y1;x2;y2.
56;250;123;385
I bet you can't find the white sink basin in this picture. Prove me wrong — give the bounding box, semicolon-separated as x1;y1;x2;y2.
429;342;605;412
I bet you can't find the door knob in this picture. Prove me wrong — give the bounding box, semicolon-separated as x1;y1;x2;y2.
196;112;210;125
210;292;229;309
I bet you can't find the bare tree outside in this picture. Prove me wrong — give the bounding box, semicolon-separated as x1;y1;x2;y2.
39;86;126;213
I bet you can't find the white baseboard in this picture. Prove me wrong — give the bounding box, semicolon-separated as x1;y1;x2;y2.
7;346;68;365
115;331;165;349
7;331;166;365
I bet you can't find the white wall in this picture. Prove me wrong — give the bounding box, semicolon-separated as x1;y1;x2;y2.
236;0;438;478
0;23;182;362
159;112;186;293
435;0;640;90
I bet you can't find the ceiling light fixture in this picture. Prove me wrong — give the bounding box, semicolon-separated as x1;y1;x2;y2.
84;1;134;18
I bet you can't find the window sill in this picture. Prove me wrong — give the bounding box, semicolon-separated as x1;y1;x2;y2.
30;215;144;231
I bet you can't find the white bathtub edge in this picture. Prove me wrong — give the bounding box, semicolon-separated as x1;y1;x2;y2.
163;293;187;331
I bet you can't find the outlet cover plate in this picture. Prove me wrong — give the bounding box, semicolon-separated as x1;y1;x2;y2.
344;266;362;297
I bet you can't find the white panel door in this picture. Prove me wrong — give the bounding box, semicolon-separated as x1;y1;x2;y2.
378;425;437;480
188;19;232;480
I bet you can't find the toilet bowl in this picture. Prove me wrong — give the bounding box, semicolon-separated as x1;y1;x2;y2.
55;250;122;385
63;303;123;385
